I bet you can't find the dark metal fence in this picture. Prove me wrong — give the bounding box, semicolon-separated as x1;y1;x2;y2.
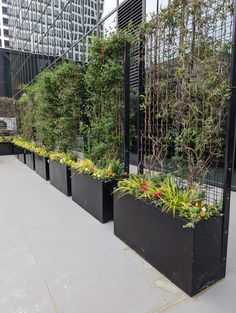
8;0;146;98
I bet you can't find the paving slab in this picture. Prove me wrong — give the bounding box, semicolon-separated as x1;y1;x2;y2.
0;156;235;313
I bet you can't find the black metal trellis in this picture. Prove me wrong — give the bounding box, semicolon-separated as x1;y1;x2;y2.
124;41;131;174
8;0;140;98
221;0;236;276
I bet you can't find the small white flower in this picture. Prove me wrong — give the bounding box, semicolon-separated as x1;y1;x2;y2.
202;207;206;212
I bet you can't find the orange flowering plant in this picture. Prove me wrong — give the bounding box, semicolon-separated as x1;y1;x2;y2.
116;174;222;228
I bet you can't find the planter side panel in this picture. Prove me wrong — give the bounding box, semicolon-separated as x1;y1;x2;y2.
114;194;194;295
35;154;50;180
0;143;13;155
72;173;115;223
25;151;35;170
18;150;26;164
13;144;23;155
192;217;224;295
49;161;71;196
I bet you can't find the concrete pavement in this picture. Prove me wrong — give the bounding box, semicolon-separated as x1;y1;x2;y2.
0;156;235;313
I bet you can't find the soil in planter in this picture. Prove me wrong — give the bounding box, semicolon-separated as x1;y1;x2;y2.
114;193;224;296
71;172;116;223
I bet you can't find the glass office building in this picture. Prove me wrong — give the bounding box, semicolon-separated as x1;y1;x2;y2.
5;0;165;97
0;0;10;48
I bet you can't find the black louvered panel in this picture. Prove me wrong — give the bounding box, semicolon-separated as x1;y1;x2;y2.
118;0;143;88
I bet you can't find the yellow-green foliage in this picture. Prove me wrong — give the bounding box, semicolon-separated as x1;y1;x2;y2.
49;151;77;167
71;159;124;180
116;174;222;228
0;136;12;143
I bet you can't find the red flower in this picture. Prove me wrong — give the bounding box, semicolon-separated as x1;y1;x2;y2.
141;183;148;192
154;191;162;200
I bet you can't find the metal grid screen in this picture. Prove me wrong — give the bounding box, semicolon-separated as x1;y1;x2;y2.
139;0;234;204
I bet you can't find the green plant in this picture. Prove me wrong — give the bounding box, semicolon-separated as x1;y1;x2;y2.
0;136;12;143
17;83;39;140
116;174;221;228
158;176;199;217
13;137;37;151
92;160;124;180
72;159;96;175
84;29;135;164
140;0;232;188
35;60;85;151
72;158;124;180
13;137;49;157
49;151;77;167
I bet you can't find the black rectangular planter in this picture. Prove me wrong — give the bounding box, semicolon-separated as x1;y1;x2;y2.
35;154;50;180
18;148;26;164
25;150;35;170
114;194;224;296
13;144;23;155
0;142;13;155
49;160;71;196
71;172;116;223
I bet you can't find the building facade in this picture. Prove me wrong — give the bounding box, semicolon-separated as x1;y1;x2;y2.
0;0;10;49
4;0;162;97
7;0;104;61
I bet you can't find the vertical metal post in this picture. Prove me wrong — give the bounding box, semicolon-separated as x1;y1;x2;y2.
124;41;130;174
221;0;236;276
137;34;145;174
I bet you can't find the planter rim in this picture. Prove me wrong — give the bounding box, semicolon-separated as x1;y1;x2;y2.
71;169;118;183
114;192;221;226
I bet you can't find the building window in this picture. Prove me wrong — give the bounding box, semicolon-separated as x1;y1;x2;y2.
2;6;8;14
4;40;10;47
3;18;8;25
4;29;9;37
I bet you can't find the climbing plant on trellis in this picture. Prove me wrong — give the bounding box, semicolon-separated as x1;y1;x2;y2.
139;0;233;202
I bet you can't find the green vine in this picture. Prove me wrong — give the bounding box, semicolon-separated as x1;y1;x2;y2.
141;0;232;187
84;29;135;166
18;60;85;151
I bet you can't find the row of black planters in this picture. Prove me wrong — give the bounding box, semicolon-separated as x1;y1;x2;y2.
1;142;225;297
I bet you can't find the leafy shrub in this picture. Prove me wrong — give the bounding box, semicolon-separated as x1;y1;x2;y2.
17;83;39;140
84;30;134;165
18;59;85;152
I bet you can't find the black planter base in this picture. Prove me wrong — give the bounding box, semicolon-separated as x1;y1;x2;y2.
72;172;116;223
25;151;35;170
35;154;50;180
0;142;13;155
114;194;225;296
49;160;71;196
